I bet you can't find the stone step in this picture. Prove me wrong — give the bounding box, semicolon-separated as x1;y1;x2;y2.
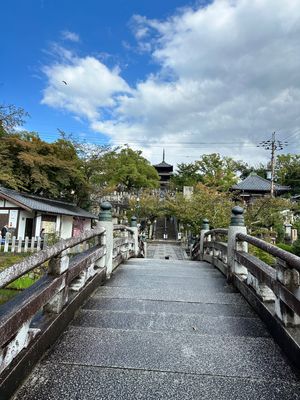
106;273;237;292
71;309;270;338
44;327;299;382
94;286;246;305
15;363;300;400
83;297;258;318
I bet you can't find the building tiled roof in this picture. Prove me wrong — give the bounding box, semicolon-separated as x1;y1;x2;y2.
0;186;97;219
153;160;173;168
231;174;290;193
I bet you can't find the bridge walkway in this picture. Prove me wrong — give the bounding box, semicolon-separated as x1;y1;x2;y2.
14;254;300;398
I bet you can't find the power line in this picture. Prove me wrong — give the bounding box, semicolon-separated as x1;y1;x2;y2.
257;132;288;197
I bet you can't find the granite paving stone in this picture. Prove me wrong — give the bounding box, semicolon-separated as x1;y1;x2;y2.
14;364;300;400
11;250;300;399
83;297;258;318
45;326;299;381
106;273;237;292
71;309;270;337
94;286;246;304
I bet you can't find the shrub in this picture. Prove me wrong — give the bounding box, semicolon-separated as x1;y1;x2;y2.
292;239;300;256
276;243;295;254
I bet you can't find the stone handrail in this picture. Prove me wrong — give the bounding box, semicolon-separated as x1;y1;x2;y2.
0;202;139;381
112;224;136;270
191;208;300;367
0;227;105;289
236;232;300;271
204;228;228;237
0;226;106;375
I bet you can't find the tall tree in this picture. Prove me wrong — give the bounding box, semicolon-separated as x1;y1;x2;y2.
107;147;160;191
196;153;245;191
276;154;300;194
170;162;200;190
0;132;89;207
166;183;234;233
0;103;29;134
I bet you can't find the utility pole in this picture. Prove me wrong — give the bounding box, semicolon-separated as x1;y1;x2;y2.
257;132;288;197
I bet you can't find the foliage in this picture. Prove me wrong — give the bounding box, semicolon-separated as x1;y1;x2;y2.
248;245;275;266
108;147;160;191
129;190;162;222
0;103;29;134
244;196;294;233
170;162;200;190
276;243;295;254
0;253;29;270
276;154;300;194
0;132;90;207
171;153;246;191
292;239;300;256
165;183;234;233
196;153;245;191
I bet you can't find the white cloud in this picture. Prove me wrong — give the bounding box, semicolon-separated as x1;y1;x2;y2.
42;54;131;120
42;0;300;166
61;30;80;42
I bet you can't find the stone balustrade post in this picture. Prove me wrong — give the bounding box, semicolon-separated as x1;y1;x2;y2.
130;216;139;256
45;248;69;314
97;201;113;278
199;219;210;261
227;207;248;281
275;258;300;326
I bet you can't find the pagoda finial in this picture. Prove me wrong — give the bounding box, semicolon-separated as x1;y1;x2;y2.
163;148;165;162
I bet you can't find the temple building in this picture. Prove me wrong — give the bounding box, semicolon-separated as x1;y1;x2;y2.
153;150;173;189
231;172;290;202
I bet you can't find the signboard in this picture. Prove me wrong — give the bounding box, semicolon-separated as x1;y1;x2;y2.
8;210;18;228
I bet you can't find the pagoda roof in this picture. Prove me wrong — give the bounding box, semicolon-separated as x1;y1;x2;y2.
231;173;290;193
153;160;173;168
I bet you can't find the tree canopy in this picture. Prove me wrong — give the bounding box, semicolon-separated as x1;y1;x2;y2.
171;153;246;191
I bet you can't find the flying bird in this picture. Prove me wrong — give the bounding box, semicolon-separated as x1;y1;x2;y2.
62;80;67;85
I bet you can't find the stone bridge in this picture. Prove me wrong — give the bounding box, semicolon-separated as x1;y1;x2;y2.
0;204;300;399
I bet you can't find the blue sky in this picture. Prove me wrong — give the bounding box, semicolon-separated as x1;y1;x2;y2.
1;0;300;165
1;0;198;140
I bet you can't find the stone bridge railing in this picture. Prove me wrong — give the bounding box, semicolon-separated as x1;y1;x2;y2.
191;206;300;367
0;202;138;396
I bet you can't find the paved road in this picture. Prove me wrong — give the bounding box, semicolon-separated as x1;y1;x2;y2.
147;240;187;259
14;258;300;399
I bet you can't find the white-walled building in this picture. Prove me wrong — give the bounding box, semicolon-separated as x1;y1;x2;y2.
0;186;96;239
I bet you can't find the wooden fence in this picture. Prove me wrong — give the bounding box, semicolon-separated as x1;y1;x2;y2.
0;235;47;253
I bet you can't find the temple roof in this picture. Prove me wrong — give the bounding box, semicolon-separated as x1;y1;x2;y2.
231;173;290;193
0;186;97;219
153;160;173;168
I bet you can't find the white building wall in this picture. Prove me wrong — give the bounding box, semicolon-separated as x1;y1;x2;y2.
0;200;17;207
55;215;61;236
35;214;42;238
61;216;73;239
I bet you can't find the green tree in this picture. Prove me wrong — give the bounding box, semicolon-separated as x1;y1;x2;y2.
196;153;244;191
166;183;234;233
170;162;200;190
0;132;89;207
244;196;294;237
108;147;160;191
0;103;29;134
276;154;300;194
129;190;162;222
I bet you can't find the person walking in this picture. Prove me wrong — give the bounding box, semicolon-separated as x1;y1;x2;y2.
1;224;8;238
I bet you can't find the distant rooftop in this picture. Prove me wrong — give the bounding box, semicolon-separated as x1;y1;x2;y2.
231;173;290;193
0;186;96;219
153;149;173;168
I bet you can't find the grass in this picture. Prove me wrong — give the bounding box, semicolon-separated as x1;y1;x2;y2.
0;252;30;271
0;252;43;305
